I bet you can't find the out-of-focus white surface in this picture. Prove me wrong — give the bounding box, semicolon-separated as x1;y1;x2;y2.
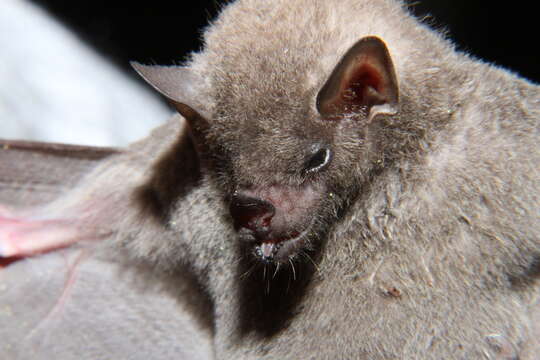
0;0;171;146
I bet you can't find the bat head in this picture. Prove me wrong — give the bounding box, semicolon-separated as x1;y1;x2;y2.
132;36;399;265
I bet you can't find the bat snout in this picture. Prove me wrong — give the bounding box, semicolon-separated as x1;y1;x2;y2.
229;192;275;238
229;184;319;245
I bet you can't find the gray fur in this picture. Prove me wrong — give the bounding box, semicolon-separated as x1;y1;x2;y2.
1;0;539;359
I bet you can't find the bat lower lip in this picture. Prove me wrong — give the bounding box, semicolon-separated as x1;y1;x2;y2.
254;230;307;263
265;231;301;245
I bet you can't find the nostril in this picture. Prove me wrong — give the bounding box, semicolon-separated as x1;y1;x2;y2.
305;147;332;174
229;193;275;232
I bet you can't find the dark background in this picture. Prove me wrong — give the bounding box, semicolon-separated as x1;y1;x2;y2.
30;0;539;83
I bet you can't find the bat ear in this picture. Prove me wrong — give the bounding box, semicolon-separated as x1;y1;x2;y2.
316;36;399;122
131;62;209;135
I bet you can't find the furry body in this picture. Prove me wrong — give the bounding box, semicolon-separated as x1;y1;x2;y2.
1;0;539;359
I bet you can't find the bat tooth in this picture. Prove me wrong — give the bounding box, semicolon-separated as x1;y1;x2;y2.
260;242;276;258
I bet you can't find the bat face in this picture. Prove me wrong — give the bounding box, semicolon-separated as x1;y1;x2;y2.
217;92;341;264
133;37;399;265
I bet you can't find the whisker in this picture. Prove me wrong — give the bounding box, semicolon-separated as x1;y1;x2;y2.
240;263;257;279
273;262;281;279
302;252;320;273
289;258;297;281
286;269;292;293
231;256;244;266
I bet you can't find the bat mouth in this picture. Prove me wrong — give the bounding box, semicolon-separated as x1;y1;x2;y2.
253;228;309;264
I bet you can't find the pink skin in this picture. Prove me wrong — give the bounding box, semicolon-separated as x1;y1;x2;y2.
0;215;81;258
0;205;97;260
0;205;96;327
246;184;319;238
0;206;91;330
238;184;322;262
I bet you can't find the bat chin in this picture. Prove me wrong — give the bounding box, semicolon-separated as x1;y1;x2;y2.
253;228;309;264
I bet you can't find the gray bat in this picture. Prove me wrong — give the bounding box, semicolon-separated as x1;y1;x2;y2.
1;0;539;359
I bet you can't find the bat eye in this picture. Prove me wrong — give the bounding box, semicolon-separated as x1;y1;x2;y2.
305;147;332;174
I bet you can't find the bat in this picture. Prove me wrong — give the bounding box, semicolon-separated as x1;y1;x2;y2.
1;0;539;359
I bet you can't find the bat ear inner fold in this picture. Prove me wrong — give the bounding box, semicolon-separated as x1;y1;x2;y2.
316;36;399;122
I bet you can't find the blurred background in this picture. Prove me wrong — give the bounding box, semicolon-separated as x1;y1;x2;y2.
1;0;538;146
31;0;539;82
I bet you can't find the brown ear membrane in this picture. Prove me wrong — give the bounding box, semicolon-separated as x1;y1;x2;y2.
131;62;208;126
316;36;399;121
